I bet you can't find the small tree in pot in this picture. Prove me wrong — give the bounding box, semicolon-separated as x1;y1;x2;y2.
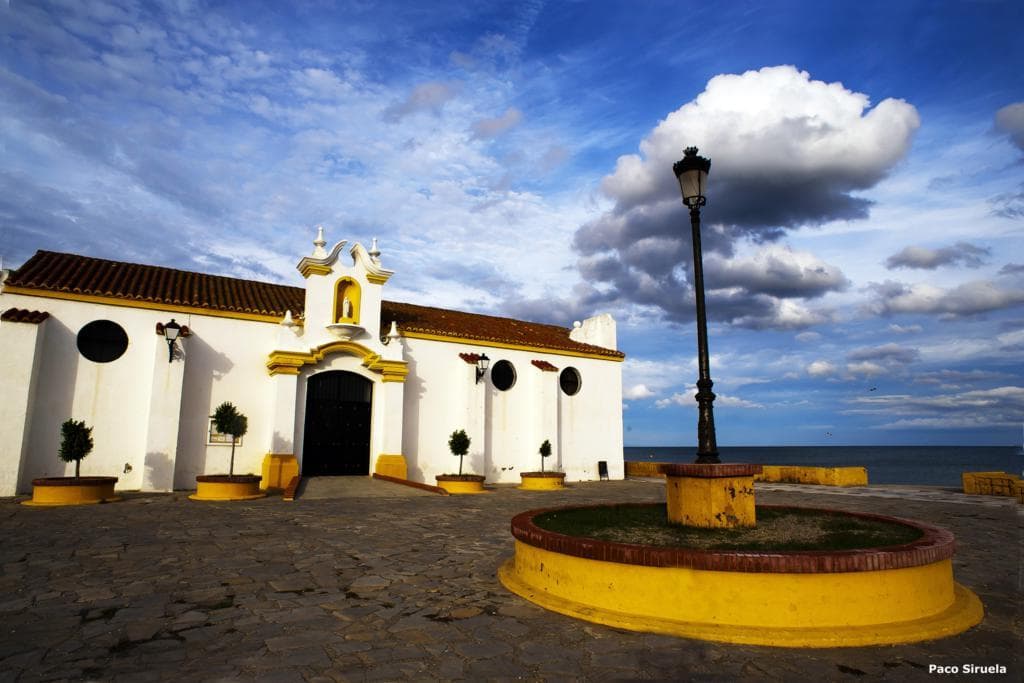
519;438;565;490
435;429;486;493
539;439;551;473
191;402;264;501
449;429;470;476
59;419;94;478
212;401;248;477
23;419;120;506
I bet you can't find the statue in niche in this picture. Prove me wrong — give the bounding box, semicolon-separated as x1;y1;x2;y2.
340;295;353;321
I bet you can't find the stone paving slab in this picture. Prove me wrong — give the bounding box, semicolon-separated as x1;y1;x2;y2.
0;480;1020;681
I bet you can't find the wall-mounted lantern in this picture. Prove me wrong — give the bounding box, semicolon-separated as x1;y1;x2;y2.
475;353;490;384
156;318;190;363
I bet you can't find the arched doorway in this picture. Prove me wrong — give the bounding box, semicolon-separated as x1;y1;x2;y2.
302;371;372;476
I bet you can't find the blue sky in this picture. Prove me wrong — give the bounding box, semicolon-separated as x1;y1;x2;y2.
2;0;1022;446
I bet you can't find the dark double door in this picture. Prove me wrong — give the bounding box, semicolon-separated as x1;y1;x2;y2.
303;371;372;476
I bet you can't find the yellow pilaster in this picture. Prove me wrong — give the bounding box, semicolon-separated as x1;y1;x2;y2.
374;454;407;479
261;454;299;490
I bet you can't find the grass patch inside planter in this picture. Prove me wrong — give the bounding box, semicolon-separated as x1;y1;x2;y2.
533;504;923;552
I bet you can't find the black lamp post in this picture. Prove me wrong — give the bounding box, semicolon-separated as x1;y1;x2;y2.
673;147;720;464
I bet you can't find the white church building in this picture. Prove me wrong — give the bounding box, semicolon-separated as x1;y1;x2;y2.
0;230;625;496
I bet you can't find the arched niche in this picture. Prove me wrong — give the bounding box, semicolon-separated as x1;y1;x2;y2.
334;277;362;324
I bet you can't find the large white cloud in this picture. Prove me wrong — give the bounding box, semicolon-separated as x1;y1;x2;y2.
597;65;920;227
568;65;918;330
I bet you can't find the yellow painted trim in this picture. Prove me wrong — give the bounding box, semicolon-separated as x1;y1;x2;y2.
366;273;391;285
666;474;757;528
3;286;285;324
332;277;362;324
266;342;408;382
756;465;868;487
298;263;333;278
400;330;625;362
375;454;407;479
22;481;121;506
189;480;267;501
498;547;984;647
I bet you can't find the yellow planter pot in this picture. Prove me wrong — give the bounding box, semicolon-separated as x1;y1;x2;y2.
519;472;566;490
22;477;121;506
435;475;486;494
499;504;983;648
189;475;266;501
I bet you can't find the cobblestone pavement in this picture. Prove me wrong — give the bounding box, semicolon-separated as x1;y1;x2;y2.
1;480;1020;682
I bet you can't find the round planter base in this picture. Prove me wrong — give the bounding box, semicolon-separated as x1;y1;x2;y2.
22;477;121;506
519;472;566;491
189;475;266;501
499;504;984;647
435;475;487;494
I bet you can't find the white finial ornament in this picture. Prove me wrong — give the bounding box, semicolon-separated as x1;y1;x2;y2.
387;320;400;339
312;225;328;258
282;310;295;328
369;237;381;264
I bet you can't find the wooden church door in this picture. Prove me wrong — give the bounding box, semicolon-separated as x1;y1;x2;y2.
302;371;372;476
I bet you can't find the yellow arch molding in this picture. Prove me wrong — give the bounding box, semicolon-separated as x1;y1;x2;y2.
267;340;408;382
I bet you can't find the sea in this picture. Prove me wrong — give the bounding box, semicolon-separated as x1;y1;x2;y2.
623;445;1024;488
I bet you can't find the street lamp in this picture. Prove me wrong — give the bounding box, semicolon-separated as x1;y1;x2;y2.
673;147;720;464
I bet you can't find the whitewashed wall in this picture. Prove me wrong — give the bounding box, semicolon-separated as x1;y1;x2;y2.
0;291;283;493
399;334;624;484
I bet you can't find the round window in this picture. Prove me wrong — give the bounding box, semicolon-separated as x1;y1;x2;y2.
491;360;516;391
560;367;582;396
77;320;129;363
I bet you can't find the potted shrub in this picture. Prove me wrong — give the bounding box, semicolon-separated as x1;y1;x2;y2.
23;419;121;506
519;439;566;490
435;429;486;494
190;402;265;501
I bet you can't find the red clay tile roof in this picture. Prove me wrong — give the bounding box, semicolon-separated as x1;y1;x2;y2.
1;308;50;324
458;352;483;365
531;359;559;372
380;301;623;359
5;250;624;359
6;250;304;317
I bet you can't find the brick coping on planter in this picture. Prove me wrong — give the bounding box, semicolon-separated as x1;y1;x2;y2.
32;476;118;486
660;463;763;478
435;474;486;482
510;503;955;574
195;474;262;483
520;472;566;478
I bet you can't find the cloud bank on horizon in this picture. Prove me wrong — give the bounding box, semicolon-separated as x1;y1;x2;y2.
1;0;1022;446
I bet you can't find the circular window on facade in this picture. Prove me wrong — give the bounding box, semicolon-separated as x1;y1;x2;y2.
491;360;516;391
560;367;582;396
77;320;129;363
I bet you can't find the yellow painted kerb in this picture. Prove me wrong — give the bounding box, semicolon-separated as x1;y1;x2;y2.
665;474;756;528
499;544;983;647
